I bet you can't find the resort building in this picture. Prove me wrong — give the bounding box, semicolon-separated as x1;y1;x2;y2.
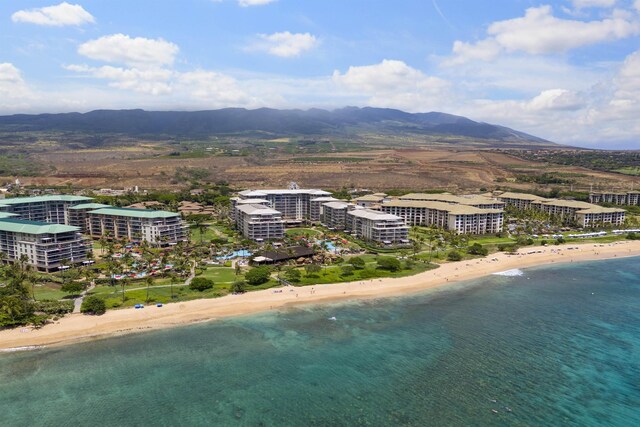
498;192;625;227
589;191;640;206
0;218;89;271
399;193;505;209
86;207;187;245
68;203;111;233
309;197;339;222
321;201;353;230
235;204;285;241
346;209;409;244
230;198;270;223
496;192;548;210
353;194;386;208
237;188;332;223
0;195;93;225
382;200;504;235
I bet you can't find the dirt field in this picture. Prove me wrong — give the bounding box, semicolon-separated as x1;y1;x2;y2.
6;146;640;192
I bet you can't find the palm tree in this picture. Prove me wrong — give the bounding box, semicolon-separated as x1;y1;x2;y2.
145;276;153;303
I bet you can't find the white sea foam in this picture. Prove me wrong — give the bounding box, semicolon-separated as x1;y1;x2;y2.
1;345;44;353
493;269;524;277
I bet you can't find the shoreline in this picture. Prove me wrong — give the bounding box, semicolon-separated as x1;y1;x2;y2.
2;240;640;352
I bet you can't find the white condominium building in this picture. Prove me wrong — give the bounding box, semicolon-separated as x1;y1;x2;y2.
237;189;331;222
590;191;640;206
321;201;352;230
68;203;111;233
382;200;504;235
235;204;285;241
346;209;409;244
309;197;339;222
399;193;505;210
230;198;270;223
0;195;94;225
87;207;187;245
498;192;625;227
0;218;89;272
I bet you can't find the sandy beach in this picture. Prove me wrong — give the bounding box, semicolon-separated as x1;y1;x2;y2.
2;240;640;351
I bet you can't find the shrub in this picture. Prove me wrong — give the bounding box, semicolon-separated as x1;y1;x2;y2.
245;266;271;286
284;268;301;282
340;265;354;277
34;300;73;315
61;281;84;295
626;232;640;240
376;256;401;272
349;257;366;269
447;251;463;262
81;296;106;315
189;277;214;292
230;280;246;294
467;243;488;256
497;243;519;253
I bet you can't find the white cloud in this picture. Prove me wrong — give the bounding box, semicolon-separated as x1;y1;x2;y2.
446;5;640;64
78;34;179;67
0;63;36;113
528;89;585;111
333;60;451;111
65;64;173;95
570;0;616;9
254;32;318;57
238;0;276;6
179;71;256;106
635;0;640;11
11;2;94;27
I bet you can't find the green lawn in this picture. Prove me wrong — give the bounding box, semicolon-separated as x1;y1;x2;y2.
33;282;69;301
285;228;322;238
198;266;237;283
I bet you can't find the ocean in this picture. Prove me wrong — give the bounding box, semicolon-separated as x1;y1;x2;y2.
1;257;639;426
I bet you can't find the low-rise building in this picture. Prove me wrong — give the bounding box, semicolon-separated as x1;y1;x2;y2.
497;192;548;210
382;200;504;234
87;207;187;245
590;191;640;205
0;218;89;271
235;204;285;241
353;194;386;208
346;209;409;244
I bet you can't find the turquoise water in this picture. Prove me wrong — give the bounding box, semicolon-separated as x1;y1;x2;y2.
2;257;640;426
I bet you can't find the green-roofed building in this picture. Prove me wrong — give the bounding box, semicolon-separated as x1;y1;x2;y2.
87;207;187;245
0;218;89;271
68;203;112;233
0;194;94;225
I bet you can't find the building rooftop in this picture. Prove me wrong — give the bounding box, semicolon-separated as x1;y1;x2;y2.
0;212;18;219
310;196;339;202
348;208;405;221
577;206;626;214
399;193;504;206
236;198;270;205
236;204;282;216
69;203;111;210
0;218;80;235
238;189;331;197
88;207;180;219
0;195;93;205
323;201;351;209
384;200;503;215
354;194;385;202
497;192;549;202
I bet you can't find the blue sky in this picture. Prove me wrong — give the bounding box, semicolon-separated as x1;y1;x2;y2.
1;0;640;148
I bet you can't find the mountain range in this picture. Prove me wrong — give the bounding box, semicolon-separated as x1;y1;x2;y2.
0;107;555;146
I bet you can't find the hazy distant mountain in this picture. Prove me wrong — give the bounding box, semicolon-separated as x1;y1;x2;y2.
0;107;554;146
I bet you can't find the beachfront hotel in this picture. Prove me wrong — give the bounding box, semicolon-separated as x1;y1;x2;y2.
497;192;625;227
236;188;332;224
399;193;506;210
0;195;94;224
353;193;387;208
381;200;504;235
309;196;339;222
0;217;89;271
589;191;640;206
235;204;285;241
321;201;352;230
346;209;409;244
86;207;187;245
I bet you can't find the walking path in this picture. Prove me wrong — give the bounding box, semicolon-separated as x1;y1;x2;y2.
72;282;96;314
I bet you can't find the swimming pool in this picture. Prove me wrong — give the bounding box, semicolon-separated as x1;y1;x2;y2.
216;250;252;260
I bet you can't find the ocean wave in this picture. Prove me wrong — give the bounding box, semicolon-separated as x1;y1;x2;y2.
0;345;45;353
493;269;524;277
